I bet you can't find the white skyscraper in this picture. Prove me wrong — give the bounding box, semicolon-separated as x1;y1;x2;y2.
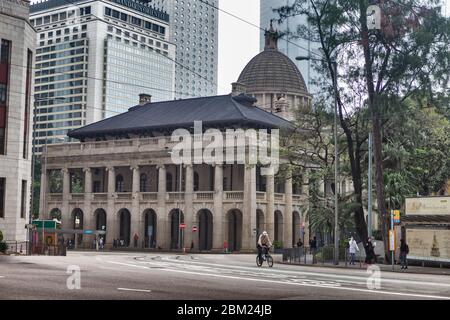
161;0;219;99
260;0;320;95
30;0;176;152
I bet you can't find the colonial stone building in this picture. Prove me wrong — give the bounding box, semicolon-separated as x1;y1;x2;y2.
232;22;312;121
40;94;310;251
39;24;313;252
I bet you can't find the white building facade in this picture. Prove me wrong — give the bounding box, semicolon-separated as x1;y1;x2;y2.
0;0;35;242
164;0;219;99
30;0;176;152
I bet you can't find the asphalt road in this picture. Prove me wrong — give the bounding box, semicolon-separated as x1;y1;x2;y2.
1;251;450;300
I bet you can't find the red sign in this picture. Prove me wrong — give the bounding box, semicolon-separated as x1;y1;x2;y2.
179;223;186;229
192;226;198;232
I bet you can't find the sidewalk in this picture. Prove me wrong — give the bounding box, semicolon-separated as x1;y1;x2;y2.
279;256;450;276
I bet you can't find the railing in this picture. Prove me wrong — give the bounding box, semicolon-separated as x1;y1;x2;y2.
282;247;307;264
141;192;158;201
195;192;214;201
292;195;303;203
70;193;85;201
274;193;285;202
5;241;29;255
256;192;266;201
224;191;244;200
116;193;132;201
48;194;62;201
167;192;184;201
93;193;108;201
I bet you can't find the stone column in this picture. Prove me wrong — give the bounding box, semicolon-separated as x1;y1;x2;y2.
213;164;223;251
266;173;275;242
242;164;257;251
184;164;194;251
131;165;141;248
83;167;94;246
284;171;293;248
105;166;116;247
302;170;310;244
61;168;71;230
156;165;167;248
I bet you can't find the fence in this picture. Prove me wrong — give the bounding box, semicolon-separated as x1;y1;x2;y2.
4;241;30;255
282;246;363;267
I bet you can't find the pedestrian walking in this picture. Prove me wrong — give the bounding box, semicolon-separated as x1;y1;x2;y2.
364;237;376;264
297;238;303;248
134;233;139;248
400;239;409;270
99;237;104;250
309;236;317;254
348;237;359;265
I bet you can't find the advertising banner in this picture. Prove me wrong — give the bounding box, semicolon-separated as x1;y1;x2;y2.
406;228;450;260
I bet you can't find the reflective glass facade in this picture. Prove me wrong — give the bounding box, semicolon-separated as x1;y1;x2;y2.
103;39;174;118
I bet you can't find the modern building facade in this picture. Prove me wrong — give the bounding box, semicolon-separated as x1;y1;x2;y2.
30;0;176;152
234;24;312;122
39;93;309;252
0;0;35;241
163;0;219;99
260;0;321;95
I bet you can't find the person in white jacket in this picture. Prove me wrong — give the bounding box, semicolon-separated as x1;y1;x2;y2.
348;237;359;265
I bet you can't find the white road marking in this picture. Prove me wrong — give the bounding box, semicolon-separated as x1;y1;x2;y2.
106;260;450;300
118;288;152;293
0;276;4;278
160;257;450;288
106;261;151;270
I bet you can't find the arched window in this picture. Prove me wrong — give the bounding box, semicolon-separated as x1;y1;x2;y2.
166;173;173;192
140;173;148;192
194;171;199;191
116;174;124;192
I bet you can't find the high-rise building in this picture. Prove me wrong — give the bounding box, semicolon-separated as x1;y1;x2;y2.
161;0;219;99
30;0;176;152
0;0;35;242
260;0;320;94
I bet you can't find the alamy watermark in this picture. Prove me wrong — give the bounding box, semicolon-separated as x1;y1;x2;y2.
66;265;81;290
170;121;280;175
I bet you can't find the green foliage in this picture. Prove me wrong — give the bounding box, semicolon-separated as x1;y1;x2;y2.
272;240;283;249
0;241;8;253
0;230;3;242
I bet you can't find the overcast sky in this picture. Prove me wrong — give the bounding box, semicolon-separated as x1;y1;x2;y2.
217;0;260;95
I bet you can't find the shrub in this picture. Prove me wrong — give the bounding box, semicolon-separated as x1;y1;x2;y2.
0;241;8;254
0;230;3;242
273;240;283;249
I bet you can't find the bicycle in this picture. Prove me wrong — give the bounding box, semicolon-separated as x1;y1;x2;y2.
256;246;273;268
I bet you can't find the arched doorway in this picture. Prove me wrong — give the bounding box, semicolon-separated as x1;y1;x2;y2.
118;209;131;246
274;210;283;244
144;209;157;248
256;209;265;244
169;209;184;249
94;209;107;231
49;208;62;221
72;208;83;245
292;211;301;246
198;209;213;251
227;209;242;252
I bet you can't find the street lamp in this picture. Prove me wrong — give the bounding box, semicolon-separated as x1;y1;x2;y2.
296;55;340;265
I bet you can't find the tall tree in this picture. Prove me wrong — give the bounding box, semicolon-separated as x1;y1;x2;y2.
277;0;449;261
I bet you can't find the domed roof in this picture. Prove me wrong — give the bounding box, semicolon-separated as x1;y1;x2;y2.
236;23;309;96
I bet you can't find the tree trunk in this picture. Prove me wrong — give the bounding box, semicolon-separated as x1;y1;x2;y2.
359;1;390;263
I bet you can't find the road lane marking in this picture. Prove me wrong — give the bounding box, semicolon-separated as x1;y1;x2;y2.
106;261;151;270
160;257;450;288
108;260;450;300
118;288;152;293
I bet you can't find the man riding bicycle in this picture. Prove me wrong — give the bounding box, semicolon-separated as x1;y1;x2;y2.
257;231;272;263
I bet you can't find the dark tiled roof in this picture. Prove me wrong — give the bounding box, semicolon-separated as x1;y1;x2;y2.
237;49;308;95
68;94;293;139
